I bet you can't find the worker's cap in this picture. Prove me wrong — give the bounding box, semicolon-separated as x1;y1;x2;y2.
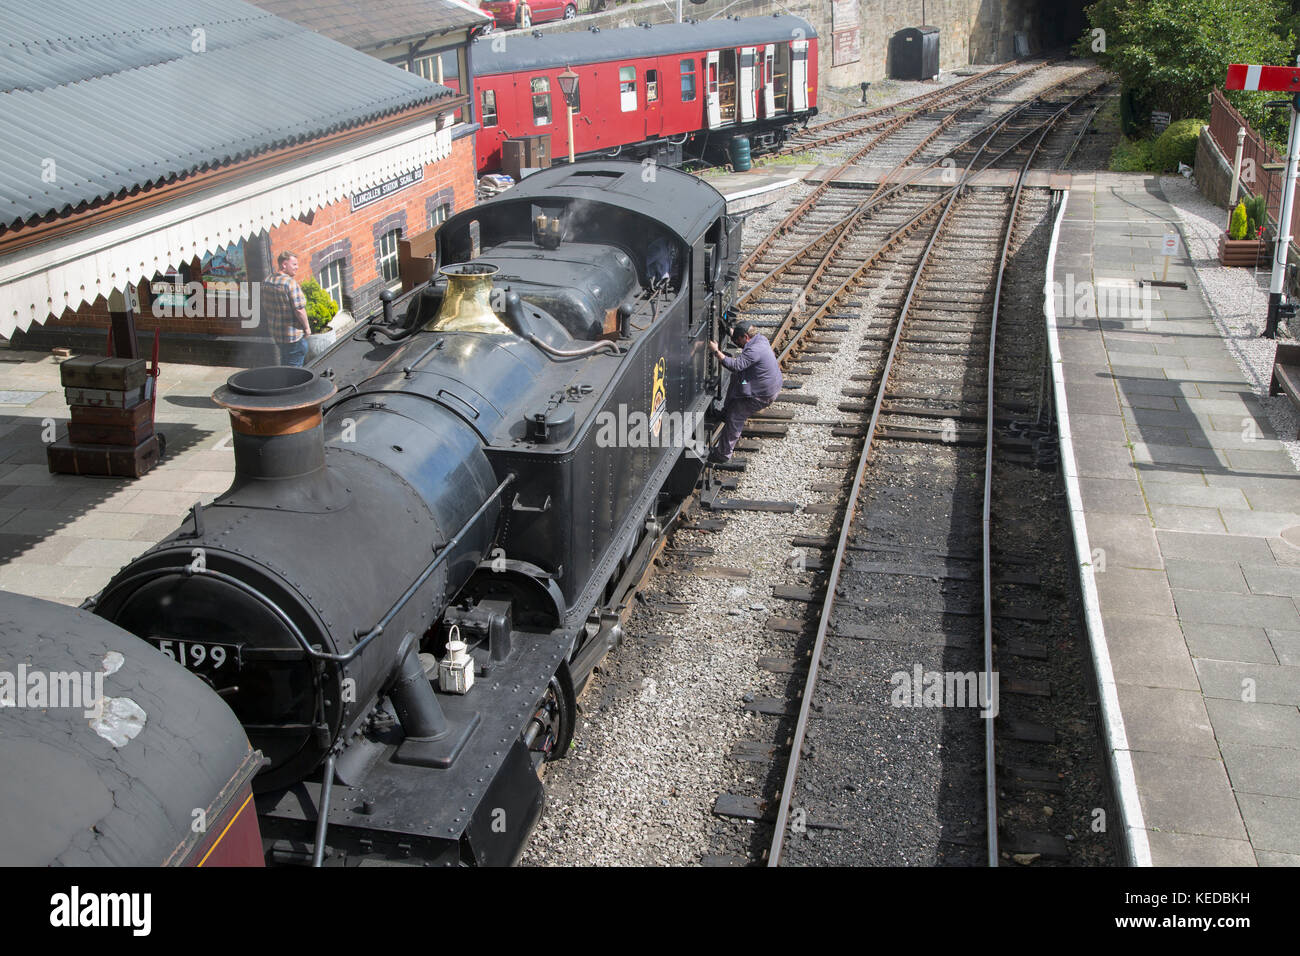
729;321;755;342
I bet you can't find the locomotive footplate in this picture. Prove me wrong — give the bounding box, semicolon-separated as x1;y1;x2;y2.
256;631;570;866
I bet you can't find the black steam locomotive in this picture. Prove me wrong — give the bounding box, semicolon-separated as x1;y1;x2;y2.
90;162;741;865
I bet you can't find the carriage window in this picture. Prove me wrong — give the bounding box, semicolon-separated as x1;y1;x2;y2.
708;61;718;92
680;59;696;101
531;77;551;126
646;69;658;103
619;66;636;112
481;89;497;127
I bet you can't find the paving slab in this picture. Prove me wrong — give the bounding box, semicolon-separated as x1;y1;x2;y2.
1145;830;1258;867
1052;176;1300;866
1084;512;1163;568
1237;794;1300;855
1204;698;1300;744
1183;622;1280;665
1220;743;1300;799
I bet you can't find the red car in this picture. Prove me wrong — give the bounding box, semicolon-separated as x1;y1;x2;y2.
481;0;580;30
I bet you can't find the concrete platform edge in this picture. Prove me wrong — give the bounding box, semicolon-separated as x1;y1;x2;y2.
1045;188;1152;867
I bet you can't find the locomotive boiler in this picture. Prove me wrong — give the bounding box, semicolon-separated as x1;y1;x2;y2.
91;162;741;865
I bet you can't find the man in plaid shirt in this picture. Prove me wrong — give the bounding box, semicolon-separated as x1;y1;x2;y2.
262;251;311;366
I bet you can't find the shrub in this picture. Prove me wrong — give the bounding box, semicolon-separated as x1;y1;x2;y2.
301;278;339;333
1110;137;1155;172
1150;119;1204;173
1228;200;1248;240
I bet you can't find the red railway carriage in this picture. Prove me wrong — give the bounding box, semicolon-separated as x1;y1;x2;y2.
470;15;818;174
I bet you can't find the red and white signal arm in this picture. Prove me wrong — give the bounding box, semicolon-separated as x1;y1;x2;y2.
1225;64;1300;91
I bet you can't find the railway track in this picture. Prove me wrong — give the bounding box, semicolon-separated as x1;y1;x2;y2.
523;66;1118;868
736;69;1108;363
696;72;1116;867
775;59;1037;159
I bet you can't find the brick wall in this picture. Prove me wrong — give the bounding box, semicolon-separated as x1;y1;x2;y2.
269;133;478;322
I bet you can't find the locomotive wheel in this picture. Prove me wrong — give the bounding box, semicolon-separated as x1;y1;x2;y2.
563;3;576;18
517;5;531;28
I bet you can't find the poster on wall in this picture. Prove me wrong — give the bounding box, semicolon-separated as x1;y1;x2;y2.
831;0;862;67
201;240;249;294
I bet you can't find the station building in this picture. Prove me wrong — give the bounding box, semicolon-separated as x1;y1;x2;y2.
0;0;488;364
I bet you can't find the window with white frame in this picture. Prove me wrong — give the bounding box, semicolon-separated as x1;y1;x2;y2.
619;66;636;112
318;259;345;311
531;76;551;126
429;203;452;230
378;229;401;288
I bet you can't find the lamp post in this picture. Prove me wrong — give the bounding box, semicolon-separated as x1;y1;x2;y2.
558;66;580;165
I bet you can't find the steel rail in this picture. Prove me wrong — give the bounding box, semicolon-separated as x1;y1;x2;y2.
764;82;1100;867
979;109;1067;866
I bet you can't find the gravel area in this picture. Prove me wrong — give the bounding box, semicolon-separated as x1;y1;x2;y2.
1161;175;1300;469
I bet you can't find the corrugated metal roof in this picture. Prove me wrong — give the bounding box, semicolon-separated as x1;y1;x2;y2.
249;0;489;50
472;15;818;76
0;0;457;229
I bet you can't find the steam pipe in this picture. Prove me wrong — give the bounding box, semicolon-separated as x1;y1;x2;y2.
388;633;450;740
366;288;422;343
312;750;336;867
528;336;620;358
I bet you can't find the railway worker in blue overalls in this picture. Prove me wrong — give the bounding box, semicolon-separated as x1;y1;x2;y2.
708;320;783;464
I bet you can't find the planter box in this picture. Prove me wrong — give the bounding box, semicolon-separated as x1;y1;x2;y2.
1219;235;1270;267
305;329;337;362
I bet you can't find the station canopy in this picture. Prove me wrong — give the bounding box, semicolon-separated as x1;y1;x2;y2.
0;0;460;337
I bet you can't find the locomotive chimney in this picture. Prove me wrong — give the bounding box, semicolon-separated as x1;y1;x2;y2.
212;366;337;481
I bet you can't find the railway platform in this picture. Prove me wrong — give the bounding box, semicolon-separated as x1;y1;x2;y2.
1048;172;1300;866
0;354;236;606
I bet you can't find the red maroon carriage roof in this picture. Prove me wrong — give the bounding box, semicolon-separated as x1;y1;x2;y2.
471;14;816;76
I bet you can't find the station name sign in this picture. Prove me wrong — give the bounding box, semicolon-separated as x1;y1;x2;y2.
350;167;424;212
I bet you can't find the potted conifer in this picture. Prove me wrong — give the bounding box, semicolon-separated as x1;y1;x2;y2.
1219;196;1271;267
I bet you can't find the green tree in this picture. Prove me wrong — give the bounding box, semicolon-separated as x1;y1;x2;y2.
1229;199;1248;238
1080;0;1293;147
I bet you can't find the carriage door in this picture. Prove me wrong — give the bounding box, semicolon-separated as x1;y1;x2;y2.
762;45;776;117
738;47;757;123
645;67;661;136
791;39;809;112
705;50;722;128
